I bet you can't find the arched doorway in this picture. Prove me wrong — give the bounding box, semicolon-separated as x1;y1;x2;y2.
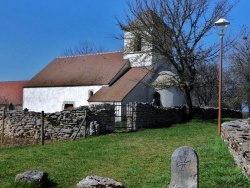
152;91;161;106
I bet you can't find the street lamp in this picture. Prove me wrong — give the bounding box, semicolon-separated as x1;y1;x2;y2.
215;18;230;135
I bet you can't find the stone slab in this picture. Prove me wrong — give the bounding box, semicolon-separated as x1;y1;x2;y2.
77;175;124;188
169;146;198;188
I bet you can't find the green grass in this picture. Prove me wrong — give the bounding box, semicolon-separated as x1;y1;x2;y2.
0;119;250;188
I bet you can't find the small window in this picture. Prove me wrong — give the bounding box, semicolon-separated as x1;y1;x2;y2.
133;34;142;52
88;90;94;98
64;104;74;111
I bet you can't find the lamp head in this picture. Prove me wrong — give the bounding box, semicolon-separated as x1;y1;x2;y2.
215;18;230;37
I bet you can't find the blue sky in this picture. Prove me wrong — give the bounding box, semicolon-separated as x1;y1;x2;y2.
0;0;249;81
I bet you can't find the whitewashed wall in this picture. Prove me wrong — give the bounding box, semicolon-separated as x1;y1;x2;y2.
124;83;185;108
23;86;103;113
124;52;153;67
158;87;185;107
123;31;154;67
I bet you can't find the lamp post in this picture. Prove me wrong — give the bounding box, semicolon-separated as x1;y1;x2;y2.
215;18;230;135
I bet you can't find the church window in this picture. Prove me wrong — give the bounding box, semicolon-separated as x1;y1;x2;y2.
64;104;74;110
88;90;94;98
133;34;142;52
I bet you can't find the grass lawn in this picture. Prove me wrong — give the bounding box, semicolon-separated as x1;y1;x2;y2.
0;119;250;188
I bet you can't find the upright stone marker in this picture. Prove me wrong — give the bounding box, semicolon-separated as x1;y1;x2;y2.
169;146;198;188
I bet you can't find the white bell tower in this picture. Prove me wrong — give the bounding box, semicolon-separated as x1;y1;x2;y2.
123;30;154;67
122;11;169;70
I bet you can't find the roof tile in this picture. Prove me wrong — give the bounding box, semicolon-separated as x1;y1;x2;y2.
25;51;129;87
0;81;28;105
88;67;151;102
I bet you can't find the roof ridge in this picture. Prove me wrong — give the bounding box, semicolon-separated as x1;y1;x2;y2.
57;50;124;59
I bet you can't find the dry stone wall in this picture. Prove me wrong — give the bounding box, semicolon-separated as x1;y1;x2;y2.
221;119;250;177
0;104;115;141
127;103;187;130
193;107;242;119
127;103;242;130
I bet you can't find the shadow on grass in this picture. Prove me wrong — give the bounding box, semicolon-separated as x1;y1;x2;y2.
193;118;239;124
113;118;239;135
42;179;58;188
192;118;218;124
114;117;196;133
14;179;58;188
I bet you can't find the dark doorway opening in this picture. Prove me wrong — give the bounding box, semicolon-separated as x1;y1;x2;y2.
152;92;161;106
64;104;74;111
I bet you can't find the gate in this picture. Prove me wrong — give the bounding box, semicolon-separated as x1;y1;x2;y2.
113;102;134;131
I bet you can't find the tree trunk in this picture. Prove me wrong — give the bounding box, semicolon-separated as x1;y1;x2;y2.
184;88;193;119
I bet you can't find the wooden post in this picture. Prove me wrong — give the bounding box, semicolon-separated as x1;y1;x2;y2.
1;108;5;144
72;110;87;141
41;111;44;145
83;119;87;138
218;36;223;135
84;110;87;138
132;103;135;131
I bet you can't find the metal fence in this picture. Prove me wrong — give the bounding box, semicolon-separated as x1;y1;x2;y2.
113;102;134;130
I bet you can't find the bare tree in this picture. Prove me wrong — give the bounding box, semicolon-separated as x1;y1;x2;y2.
192;61;218;107
117;0;237;115
61;40;106;56
227;27;250;110
222;69;241;109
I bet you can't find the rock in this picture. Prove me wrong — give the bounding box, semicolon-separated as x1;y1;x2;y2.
89;122;100;136
15;170;48;185
76;175;125;188
16;126;23;132
63;134;71;138
60;128;73;134
36;119;42;126
24;124;34;129
17;129;25;136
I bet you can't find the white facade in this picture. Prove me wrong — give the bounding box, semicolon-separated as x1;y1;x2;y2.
158;87;185;107
152;71;186;107
23;86;103;113
124;52;153;67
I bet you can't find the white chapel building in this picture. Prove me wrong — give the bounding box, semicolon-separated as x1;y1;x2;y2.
23;14;185;113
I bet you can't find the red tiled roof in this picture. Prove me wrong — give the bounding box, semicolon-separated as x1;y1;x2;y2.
0;81;28;105
88;67;151;102
25;51;129;87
